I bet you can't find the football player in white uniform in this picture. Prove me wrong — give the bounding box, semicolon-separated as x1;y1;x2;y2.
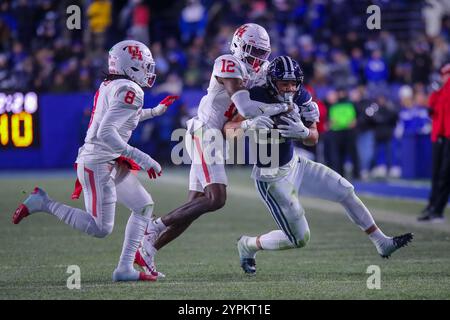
135;23;288;275
224;56;413;274
12;40;178;282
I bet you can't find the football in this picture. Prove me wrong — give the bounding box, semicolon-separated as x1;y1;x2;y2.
271;112;291;129
271;112;313;129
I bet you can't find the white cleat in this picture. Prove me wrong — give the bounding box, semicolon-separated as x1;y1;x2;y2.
112;267;157;282
237;236;257;259
134;246;165;279
376;233;414;258
142;222;160;253
134;220;166;278
12;187;50;224
237;236;257;275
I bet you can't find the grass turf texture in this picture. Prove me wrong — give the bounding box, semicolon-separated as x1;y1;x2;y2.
1;168;449;299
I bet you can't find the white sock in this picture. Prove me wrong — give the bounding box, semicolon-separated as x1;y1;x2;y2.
117;213;149;271
147;217;166;234
45;200;105;237
259;230;295;250
244;236;259;251
368;228;390;247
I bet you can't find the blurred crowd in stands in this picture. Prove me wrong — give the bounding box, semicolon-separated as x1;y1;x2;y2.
1;0;450;179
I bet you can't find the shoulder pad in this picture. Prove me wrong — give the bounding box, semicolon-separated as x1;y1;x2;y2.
213;54;244;80
113;82;144;110
295;88;312;105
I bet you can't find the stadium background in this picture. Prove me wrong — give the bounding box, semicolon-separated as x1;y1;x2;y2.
1;0;448;180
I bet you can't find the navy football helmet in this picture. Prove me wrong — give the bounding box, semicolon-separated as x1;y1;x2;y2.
267;56;304;102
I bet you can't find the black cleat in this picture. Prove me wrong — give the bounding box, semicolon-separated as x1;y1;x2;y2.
417;214;432;222
240;258;256;275
380;233;414;259
418;212;445;223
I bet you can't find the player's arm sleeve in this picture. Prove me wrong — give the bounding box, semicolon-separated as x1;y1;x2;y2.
215;56;287;118
230;89;288;119
230;90;262;118
139;108;154;121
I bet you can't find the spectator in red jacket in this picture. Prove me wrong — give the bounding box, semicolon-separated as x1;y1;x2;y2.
419;63;450;222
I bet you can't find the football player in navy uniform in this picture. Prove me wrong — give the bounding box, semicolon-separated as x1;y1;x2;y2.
224;56;413;274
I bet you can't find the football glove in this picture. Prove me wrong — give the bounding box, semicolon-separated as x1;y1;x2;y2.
240;115;274;131
147;167;162;179
259;103;289;117
124;146;162;178
150;95;179;117
277;112;310;139
301;100;320;123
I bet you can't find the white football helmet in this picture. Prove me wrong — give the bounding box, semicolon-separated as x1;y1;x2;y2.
108;40;156;88
230;23;271;74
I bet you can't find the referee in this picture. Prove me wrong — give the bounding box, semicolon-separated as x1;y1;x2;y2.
419;63;450;222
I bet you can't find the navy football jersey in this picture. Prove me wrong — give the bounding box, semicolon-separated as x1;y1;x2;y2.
248;85;312;168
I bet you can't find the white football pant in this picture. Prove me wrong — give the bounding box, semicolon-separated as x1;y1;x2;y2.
254;156;375;250
43;161;154;270
186;117;228;192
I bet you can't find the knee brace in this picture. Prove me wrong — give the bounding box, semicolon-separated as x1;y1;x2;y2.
135;203;154;220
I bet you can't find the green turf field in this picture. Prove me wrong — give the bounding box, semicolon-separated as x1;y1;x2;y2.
1;168;449;299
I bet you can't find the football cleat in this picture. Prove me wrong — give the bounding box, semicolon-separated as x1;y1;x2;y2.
134;247;165;279
240;258;256;275
417;212;445;223
379;233;414;259
112;268;157;282
429;216;446;224
142;221;160;249
237;235;257;275
12;187;49;224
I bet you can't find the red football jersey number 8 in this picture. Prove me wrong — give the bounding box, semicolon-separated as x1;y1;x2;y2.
124;90;136;104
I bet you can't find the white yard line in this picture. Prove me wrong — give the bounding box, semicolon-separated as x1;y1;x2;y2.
151;172;450;234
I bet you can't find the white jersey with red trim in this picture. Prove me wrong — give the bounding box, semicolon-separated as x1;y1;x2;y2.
76;79;144;163
196;54;253;129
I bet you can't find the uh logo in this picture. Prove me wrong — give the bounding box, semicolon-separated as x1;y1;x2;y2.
127;46;143;61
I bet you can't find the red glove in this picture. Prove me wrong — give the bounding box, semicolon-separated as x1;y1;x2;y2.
159;95;179;107
147;168;162;179
116;156;141;171
150;95;180;117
